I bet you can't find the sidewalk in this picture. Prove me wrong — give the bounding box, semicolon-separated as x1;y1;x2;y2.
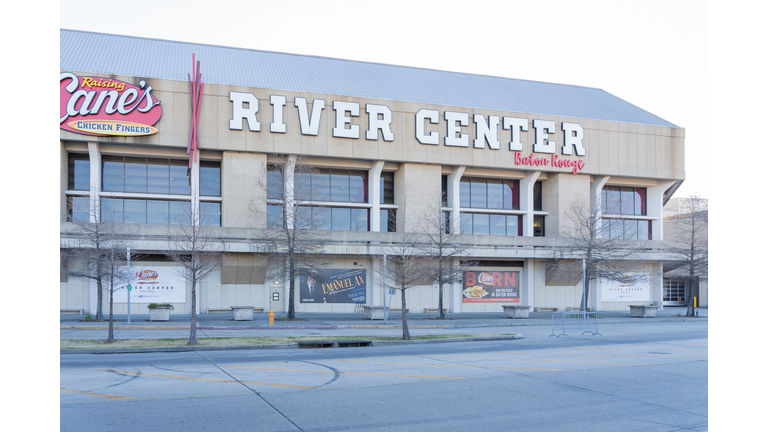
61;307;707;332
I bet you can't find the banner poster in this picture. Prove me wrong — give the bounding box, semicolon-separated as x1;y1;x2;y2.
300;269;366;303
113;267;186;304
601;273;651;302
463;271;520;303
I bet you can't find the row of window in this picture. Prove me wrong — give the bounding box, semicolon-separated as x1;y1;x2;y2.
602;218;651;240
602;186;646;216
68;197;221;226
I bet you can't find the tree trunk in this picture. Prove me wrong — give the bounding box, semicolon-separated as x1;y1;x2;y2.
287;256;296;320
107;284;114;342
401;285;410;340
96;262;104;321
437;260;445;319
189;278;198;345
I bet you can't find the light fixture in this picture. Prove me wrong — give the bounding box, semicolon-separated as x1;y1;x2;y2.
274;280;279;285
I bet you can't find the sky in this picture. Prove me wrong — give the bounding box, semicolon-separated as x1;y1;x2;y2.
57;0;710;198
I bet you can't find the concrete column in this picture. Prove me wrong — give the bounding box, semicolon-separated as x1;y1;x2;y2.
371;257;382;306
648;181;675;240
87;142;101;223
519;171;540;236
369;161;384;232
446;166;465;234
590;176;610;218
451;258;462;312
284;155;296;229
523;259;535;307
590;278;601;311
191;157;200;227
394;163;441;231
652;262;664;310
221;152;266;228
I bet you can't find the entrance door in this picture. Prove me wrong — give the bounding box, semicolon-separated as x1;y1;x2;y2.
663;279;686;306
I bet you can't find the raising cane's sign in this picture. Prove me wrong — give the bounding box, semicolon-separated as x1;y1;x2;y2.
60;72;162;136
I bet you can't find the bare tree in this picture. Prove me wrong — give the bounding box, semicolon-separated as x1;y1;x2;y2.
417;204;475;319
550;201;642;310
63;199;136;342
165;202;223;345
666;195;708;317
373;212;438;340
254;155;331;320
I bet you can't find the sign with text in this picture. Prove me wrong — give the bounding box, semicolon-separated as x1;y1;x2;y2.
113;267;186;303
601;273;650;302
463;271;520;303
300;269;366;303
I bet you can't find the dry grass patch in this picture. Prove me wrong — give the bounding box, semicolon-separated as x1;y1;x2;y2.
61;334;515;350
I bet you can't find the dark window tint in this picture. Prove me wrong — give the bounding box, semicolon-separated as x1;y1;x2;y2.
267;204;283;228
460;178;470;208
533;215;545;237
533;181;542;211
200;163;221;197
380;172;394;204
68;155;90;191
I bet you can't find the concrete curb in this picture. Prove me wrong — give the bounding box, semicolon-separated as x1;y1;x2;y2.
59;335;523;355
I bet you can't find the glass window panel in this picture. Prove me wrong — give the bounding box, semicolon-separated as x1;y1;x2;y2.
331;207;351;230
169;201;189;225
295;206;312;229
380;209;389;232
312;207;331;230
200;164;221;197
487;179;503;209
533;215;545;237
441;175;448;207
124;158;147;193
623;219;638;239
101;198;123;223
637;220;650;240
267;168;282;199
147;161;169;194
605;186;621;214
69;157;90;191
349;171;366;203
601;188;608;214
123;199;146;224
350;208;368;231
460;178;470;208
295;171;311;201
460;213;472;234
387;209;397;232
330;170;350;202
601;218;610;239
620;187;635;215
473;213;490;235
608;219;622;239
506;215;520;236
380;172;394;204
312;170;330;201
489;214;506;235
169;162;191;195
470;179;487;208
635;188;646;215
69;197;90;222
502;180;513;210
533;181;542;211
102;158;124;192
443;211;451;234
267;204;283;228
201;202;221;226
146;200;169;225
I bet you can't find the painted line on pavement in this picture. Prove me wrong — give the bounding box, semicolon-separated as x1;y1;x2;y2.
496;351;708;359
101;369;314;389
570;347;707;352
409;356;651;365
338;360;564;371
224;365;464;380
60;388;136;400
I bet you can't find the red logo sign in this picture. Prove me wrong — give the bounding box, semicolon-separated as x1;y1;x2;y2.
60;73;162;136
136;270;159;284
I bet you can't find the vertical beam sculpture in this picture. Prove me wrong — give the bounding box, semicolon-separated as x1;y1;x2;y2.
188;54;204;169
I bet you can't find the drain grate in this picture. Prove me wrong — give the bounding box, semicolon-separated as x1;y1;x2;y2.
297;340;372;349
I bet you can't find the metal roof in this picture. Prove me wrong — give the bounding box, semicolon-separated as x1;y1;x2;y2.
60;29;677;127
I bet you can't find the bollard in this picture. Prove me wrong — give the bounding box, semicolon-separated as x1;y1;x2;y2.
694;296;697;308
269;310;274;326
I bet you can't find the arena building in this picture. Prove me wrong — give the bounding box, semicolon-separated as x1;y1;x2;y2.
59;29;686;316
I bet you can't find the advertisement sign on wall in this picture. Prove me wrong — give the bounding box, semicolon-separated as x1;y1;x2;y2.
113;267;186;303
601;273;650;302
300;269;366;303
463;271;520;303
60;72;162;137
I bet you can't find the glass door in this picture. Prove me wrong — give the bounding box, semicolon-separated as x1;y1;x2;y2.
663;279;686;306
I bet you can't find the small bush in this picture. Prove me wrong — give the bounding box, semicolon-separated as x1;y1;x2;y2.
148;303;174;310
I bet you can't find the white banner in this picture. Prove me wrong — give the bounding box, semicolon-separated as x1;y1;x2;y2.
113;267;186;303
601;273;650;302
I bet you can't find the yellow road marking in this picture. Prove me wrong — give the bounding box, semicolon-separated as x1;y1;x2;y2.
224;365;464;379
569;347;707;352
101;369;314;389
487;352;708;359
60;388;136;400
371;357;649;365
633;343;708;347
338;360;564;371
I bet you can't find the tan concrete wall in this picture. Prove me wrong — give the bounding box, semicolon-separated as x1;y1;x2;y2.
222;152;266;228
394;163;442;232
541;173;591;237
60;73;684;184
532;261;582;310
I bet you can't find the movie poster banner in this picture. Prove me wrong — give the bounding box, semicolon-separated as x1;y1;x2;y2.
113;267;186;303
601;273;650;302
463;271;520;303
300;269;366;303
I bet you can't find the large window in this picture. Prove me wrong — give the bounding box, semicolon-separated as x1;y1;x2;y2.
601;186;650;239
458;176;522;236
68;154;90;191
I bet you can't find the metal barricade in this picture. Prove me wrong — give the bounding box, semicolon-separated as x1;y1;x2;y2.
550;311;601;337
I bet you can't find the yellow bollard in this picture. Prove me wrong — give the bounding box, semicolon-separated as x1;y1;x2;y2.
694;297;697;308
269;310;274;326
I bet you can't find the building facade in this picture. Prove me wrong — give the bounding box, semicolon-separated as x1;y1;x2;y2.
60;30;685;315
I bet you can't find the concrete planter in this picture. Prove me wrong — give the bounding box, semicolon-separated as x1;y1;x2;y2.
149;307;171;321
231;306;255;321
503;305;531;319
364;306;385;320
629;305;658;318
